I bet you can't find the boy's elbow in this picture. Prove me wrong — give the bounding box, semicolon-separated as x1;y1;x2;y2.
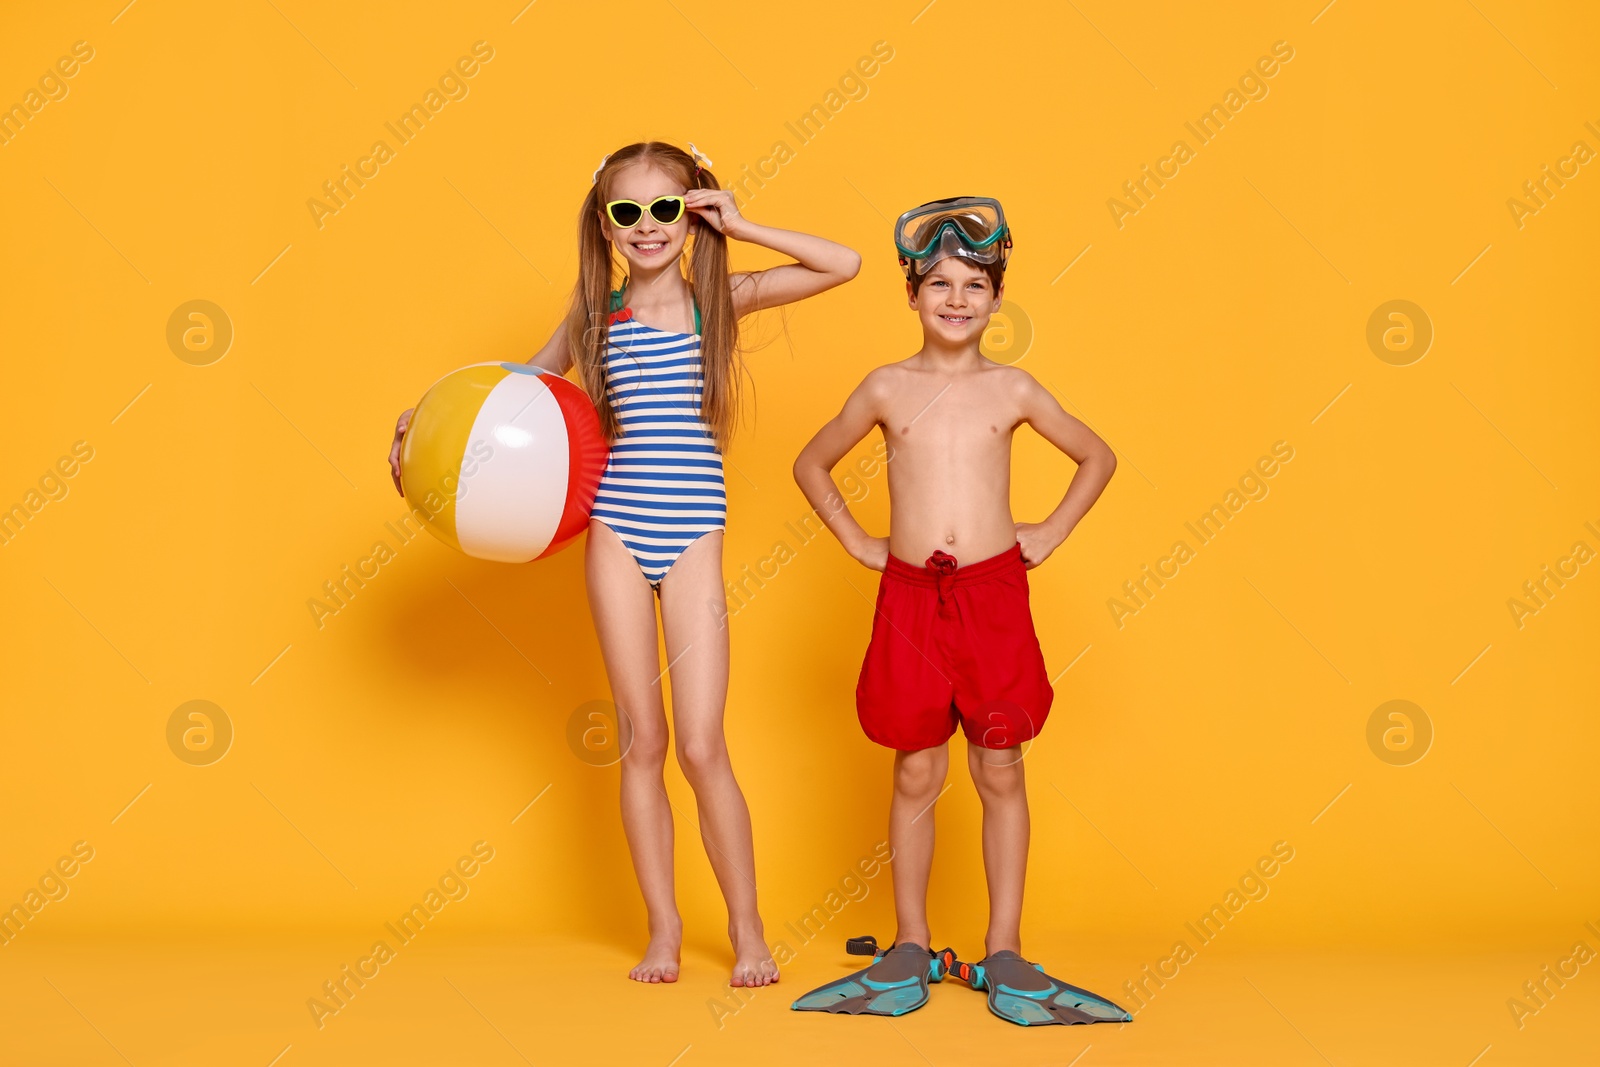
793;451;831;496
840;250;862;281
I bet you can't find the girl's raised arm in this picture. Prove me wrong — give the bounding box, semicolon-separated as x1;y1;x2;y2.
684;189;861;318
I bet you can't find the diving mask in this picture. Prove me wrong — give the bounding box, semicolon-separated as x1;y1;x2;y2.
894;196;1012;278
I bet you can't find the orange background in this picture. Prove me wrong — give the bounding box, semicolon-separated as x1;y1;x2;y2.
1;1;1595;1064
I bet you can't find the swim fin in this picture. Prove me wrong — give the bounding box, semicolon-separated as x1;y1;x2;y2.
948;950;1133;1026
791;936;956;1017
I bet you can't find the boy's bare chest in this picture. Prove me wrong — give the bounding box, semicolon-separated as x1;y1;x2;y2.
882;380;1019;449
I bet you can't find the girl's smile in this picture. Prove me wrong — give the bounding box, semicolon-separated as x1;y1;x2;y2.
602;163;690;268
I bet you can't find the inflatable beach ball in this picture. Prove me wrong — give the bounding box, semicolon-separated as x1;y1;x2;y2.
400;362;608;563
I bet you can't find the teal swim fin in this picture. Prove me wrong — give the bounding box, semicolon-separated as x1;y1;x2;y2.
949;950;1132;1026
791;936;955;1017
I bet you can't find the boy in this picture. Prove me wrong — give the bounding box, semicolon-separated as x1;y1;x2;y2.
789;197;1129;1025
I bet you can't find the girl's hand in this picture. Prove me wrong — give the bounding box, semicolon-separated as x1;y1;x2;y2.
852;536;890;573
685;188;747;240
389;407;414;496
1015;522;1065;569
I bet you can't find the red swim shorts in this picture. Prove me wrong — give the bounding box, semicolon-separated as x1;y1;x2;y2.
855;543;1054;751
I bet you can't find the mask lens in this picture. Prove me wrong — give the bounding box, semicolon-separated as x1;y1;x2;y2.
649;196;685;224
894;197;1009;278
899;200;1003;254
914;211;996;250
950;210;996;242
608;200;644;228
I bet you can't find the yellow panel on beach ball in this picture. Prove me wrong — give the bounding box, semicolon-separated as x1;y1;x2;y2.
398;362;513;551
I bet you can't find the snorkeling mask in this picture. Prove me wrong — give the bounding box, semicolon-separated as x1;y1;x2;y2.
894;196;1012;279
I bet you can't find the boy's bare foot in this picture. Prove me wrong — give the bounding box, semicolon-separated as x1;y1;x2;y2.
629;931;682;983
729;925;779;987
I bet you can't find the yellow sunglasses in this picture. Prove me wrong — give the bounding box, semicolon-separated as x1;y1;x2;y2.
605;195;686;229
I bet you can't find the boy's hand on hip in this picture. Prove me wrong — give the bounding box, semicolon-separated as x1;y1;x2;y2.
1015;522;1064;569
853;536;890;573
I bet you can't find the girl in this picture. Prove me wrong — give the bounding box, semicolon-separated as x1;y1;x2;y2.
389;142;860;986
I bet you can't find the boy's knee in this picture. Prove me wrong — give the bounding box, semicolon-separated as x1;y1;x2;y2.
970;750;1025;797
894;747;948;800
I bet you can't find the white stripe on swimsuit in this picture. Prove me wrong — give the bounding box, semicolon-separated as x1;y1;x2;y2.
590;313;726;587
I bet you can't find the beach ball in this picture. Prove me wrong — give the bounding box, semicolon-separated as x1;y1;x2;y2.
400;362;608;563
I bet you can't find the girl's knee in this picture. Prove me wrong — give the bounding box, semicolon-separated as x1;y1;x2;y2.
675;734;729;782
623;724;670;768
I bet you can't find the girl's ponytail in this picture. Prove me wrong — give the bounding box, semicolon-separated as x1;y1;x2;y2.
566;181;620;442
686;163;741;452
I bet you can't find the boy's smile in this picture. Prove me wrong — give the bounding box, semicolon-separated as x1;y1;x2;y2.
909;258;1002;344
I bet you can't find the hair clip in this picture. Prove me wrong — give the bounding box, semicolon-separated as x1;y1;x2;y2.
591;152;612;184
687;142;714;172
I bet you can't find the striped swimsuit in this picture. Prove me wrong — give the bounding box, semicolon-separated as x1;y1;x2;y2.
589;293;726;588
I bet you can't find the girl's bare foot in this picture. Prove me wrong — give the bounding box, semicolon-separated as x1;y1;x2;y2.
629;930;682;983
729;924;779;987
